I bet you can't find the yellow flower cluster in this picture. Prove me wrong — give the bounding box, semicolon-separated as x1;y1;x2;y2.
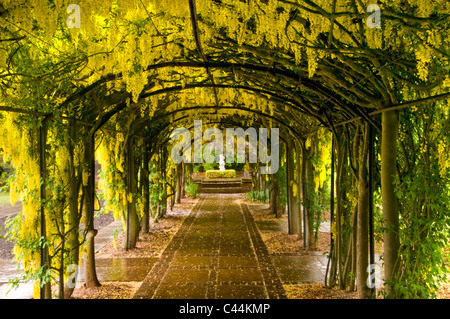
437;140;449;178
96;133;128;222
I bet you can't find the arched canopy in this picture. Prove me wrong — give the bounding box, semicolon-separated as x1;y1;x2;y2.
1;0;448;138
0;0;449;301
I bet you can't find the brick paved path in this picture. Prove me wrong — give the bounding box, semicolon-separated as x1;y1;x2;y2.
133;194;287;299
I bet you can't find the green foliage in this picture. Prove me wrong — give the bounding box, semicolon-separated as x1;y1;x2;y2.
274;157;287;209
245;189;269;203
148;160;166;221
0;165;14;193
372;189;384;253
206;169;236;178
310;185;328;235
0;191;10;205
5;212;52;286
193;164;204;173
192;154;245;173
184;182;199;198
386;103;450;299
204;162;219;171
225;154;246;171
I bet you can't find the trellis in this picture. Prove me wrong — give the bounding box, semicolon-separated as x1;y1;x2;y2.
0;0;448;299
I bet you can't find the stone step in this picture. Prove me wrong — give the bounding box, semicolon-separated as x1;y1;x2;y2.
201;181;242;187
200;187;244;194
193;176;252;194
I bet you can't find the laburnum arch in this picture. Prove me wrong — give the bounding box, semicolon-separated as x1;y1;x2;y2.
0;0;449;299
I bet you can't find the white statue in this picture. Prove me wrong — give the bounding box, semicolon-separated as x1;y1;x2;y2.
219;154;226;171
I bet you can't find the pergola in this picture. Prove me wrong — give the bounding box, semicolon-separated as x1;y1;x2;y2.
0;0;449;299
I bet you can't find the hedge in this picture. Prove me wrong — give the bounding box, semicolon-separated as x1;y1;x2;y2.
205;169;236;178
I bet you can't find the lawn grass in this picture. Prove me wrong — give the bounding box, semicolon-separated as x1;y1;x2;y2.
0;192;11;206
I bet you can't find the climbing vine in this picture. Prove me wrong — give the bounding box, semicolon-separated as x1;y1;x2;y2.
0;0;448;299
391;101;450;298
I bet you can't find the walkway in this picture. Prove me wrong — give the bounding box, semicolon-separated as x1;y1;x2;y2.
133;194;323;299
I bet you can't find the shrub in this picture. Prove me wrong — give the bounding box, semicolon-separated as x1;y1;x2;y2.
185;182;199;198
193;164;204;173
203;162;218;171
205;169;236;178
245;189;269;203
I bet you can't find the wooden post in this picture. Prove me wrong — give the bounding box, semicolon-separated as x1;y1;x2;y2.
368;123;376;298
286;141;291;233
287;140;300;236
125;135;139;249
301;143;308;249
381;110;400;295
296;144;303;240
356;122;370;299
83;133;101;287
176;163;181;204
39;117;51;299
141;140;150;234
126;136;131;250
181;162;185;198
326;135;335;286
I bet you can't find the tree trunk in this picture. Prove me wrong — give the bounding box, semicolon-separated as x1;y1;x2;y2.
269;176;279;217
335;136;344;288
301;143;316;249
356;123;370;299
259;171;263;191
181;162;185;198
350;201;358;291
124;136;140;249
381;110;400;294
287;141;301;236
82;134;101;288
296;146;303;240
300;143;308;248
140;144;150;234
305;153;316;249
161;147;168;217
38;121;51;298
175;163;181;204
64;126;81;298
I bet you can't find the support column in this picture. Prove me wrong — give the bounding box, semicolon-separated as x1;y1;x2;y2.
296;147;303;240
356;122;370;299
181;162;185;198
125;135;139;249
269;175;279;217
175;163;182;204
39;117;51;299
368;124;376;298
64;124;80;299
83;133;101;288
163;147;168;216
381;110;400;294
326;135;335;286
140;140;150;234
301;143;314;249
287;140;300;236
